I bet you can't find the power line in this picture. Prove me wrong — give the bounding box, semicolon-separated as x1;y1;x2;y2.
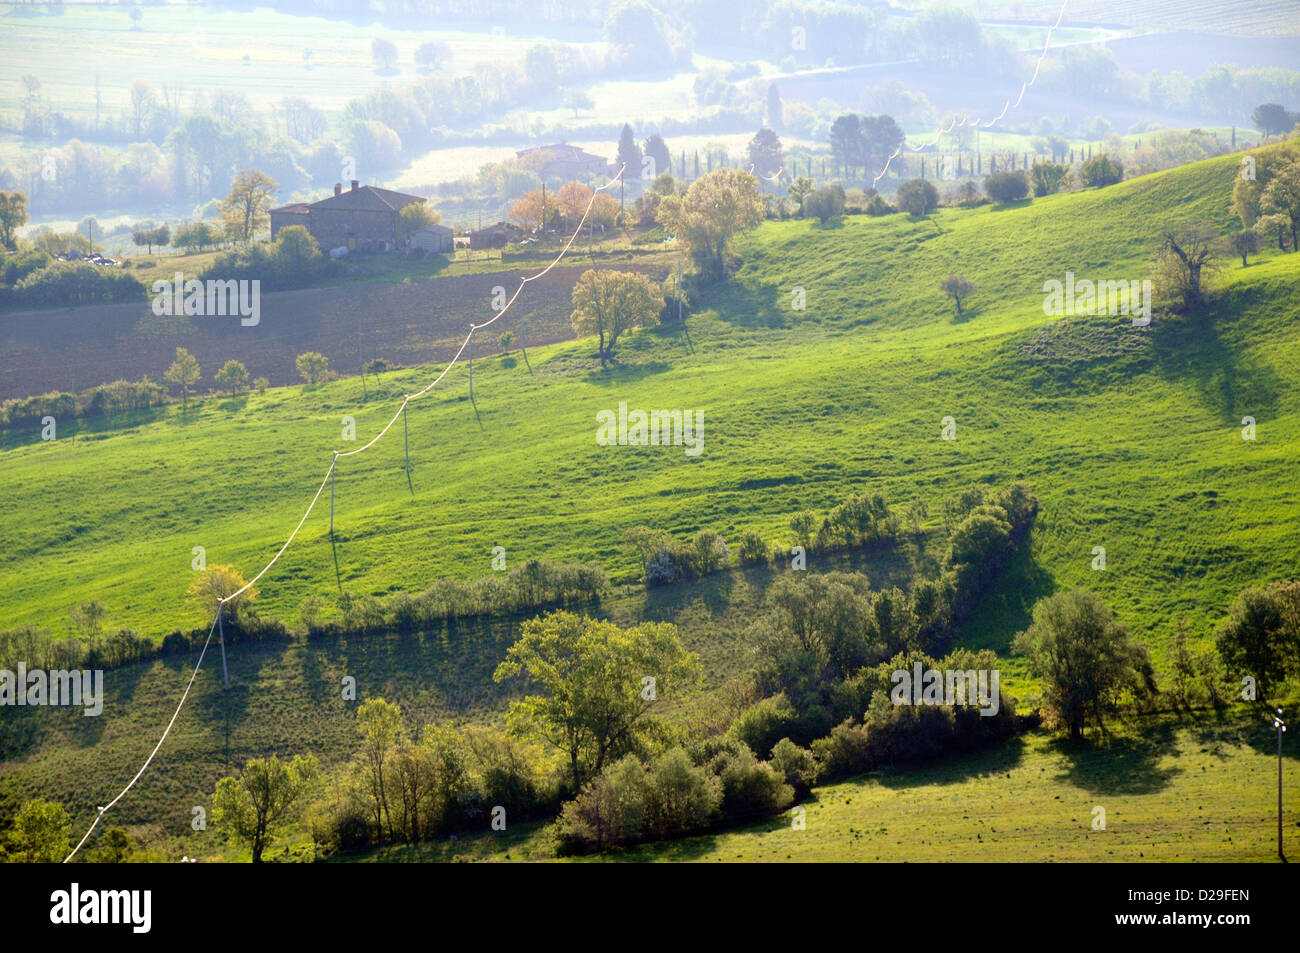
62;165;628;861
871;0;1070;185
63;612;221;863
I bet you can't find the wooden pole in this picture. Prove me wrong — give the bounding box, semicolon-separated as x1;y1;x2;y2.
217;601;228;689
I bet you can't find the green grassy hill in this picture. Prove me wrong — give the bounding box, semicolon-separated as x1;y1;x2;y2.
2;146;1299;857
342;711;1299;863
3;148;1296;658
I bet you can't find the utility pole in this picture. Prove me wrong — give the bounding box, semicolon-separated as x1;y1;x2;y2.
330;453;337;536
1274;708;1287;860
216;601;228;689
468;335;474;401
402;403;411;475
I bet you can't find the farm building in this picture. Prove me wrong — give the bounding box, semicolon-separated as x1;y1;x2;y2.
466;221;524;249
409;224;455;255
269;180;427;252
517;142;612;182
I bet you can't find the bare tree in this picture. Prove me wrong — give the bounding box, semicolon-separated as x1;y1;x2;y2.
1155;225;1220;312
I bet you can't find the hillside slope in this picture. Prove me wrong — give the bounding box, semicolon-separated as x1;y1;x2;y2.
1;148;1297;663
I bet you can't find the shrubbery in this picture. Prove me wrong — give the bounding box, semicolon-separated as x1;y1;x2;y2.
3;261;144;308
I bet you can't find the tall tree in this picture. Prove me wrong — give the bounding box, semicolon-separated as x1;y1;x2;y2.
493;611;698;791
220;169;278;243
0;190;28;250
643;133;671;179
569;269;663;360
213;754;318;863
746;127;784;180
766;83;783;130
1012;590;1153;739
616;123;641;176
656;168;765;281
829;114;862;177
4;799;70;863
356;698;403;842
859;114;905;178
164;346;201;409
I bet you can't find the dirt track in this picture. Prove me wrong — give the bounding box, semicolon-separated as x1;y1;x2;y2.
0;262;669;401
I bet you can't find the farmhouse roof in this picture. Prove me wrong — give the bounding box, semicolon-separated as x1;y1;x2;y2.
516;142;606;162
270;185;426;215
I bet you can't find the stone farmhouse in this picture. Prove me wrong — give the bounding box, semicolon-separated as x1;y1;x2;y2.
516;142;612;182
269;180;427;252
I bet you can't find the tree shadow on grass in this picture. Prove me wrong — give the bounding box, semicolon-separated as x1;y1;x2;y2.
873;735;1030;790
709;278;787;330
954;544;1056;653
1149;291;1283;424
580;360;673;387
1047;724;1181;796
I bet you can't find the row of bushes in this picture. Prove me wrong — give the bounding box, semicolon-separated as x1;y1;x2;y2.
625;488;916;587
0;377;169;429
0;560;607;673
326;560;607;633
0;261;145;309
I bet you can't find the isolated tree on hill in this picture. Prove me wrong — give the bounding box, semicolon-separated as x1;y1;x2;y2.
1079;153;1123;188
173;221;220;252
895;178;939;216
371;37;398;72
940;275;976;315
131;223;169;255
746;127;784;180
0;190;28;250
1252;102;1299;138
1154;225;1221;312
563;90;594;116
215;359;251;394
1029;161;1070;197
296;351;330;385
570;269;662;361
1013;589;1153;740
1229;229;1259;267
643;133;671;179
164;346;201;409
493;611;699;791
413;40;450;72
3;799;69;863
213;754;318;863
656;168;765;281
1260;160;1300;252
221;169;278;244
1215;581;1300;697
616;123;642;176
